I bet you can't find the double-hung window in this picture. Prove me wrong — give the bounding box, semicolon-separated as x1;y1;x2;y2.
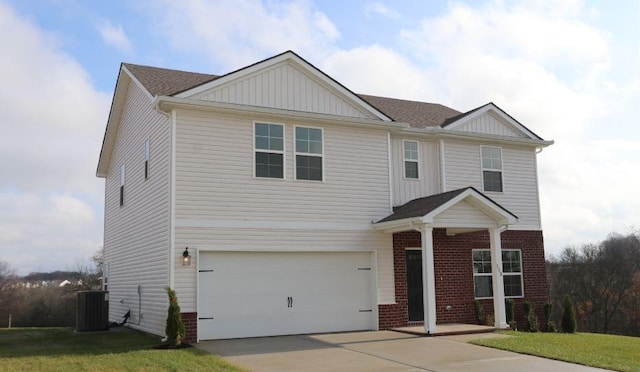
255;123;284;179
403;140;419;179
481;146;503;192
119;164;125;206
472;249;523;298
295;127;323;181
144;139;150;180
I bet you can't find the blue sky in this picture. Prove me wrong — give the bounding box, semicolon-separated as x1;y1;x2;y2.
1;0;639;275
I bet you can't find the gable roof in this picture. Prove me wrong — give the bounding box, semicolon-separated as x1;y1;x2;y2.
358;94;462;128
375;186;518;225
123;63;218;96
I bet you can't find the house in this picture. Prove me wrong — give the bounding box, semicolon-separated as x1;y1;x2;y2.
96;50;553;342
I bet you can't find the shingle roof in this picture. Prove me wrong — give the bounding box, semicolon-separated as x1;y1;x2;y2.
121;63;462;128
376;188;471;223
358;94;462;128
123;63;219;96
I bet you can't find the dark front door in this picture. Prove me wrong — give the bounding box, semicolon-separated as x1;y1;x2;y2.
406;250;424;322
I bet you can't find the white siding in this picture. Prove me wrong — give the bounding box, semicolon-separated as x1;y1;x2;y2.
452;112;524;137
193;62;370;119
103;80;171;336
390;137;441;206
172;110;395;310
433;200;497;227
444;139;541;229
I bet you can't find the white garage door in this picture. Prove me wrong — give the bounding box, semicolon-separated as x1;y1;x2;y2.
198;251;375;340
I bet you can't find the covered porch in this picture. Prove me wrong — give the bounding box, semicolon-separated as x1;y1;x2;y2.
374;187;519;334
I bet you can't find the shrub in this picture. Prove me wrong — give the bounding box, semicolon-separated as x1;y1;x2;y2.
543;302;557;332
165;287;186;347
485;313;495;327
473;300;485;325
505;298;516;329
523;300;539;332
561;295;577;333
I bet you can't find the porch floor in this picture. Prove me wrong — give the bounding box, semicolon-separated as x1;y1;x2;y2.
392;323;496;337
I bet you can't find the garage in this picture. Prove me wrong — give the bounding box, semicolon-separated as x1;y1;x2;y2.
197;251;376;340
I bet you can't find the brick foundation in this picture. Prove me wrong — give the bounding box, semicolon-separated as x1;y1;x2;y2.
378;229;548;329
181;312;197;344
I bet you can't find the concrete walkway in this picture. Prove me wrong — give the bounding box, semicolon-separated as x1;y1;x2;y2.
197;331;609;371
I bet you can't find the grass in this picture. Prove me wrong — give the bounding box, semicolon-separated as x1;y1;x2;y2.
0;327;247;372
472;331;640;372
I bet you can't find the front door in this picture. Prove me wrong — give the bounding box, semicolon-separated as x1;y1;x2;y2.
406;249;424;322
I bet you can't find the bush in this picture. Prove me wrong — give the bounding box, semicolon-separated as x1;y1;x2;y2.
543;302;557;332
523;301;539;332
505;298;516;329
473;300;485;325
561;295;577;333
165;287;186;347
485;313;495;327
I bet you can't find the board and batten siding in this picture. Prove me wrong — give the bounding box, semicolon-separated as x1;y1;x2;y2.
172;109;395;311
452;112;522;137
443;139;542;230
390;137;441;206
192;61;370;119
103;79;171;336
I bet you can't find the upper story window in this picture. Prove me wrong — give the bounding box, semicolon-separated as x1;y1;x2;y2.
472;249;523;299
481;146;502;192
295;127;323;181
403;140;419;179
254;123;284;179
144;139;150;180
119;164;125;206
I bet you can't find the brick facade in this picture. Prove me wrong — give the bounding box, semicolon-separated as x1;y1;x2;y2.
181;312;197;344
378;229;548;329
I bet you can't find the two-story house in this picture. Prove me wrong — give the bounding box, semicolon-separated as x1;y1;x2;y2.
96;51;553;342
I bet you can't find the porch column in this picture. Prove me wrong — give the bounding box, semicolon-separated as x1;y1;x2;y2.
489;227;508;328
420;227;437;333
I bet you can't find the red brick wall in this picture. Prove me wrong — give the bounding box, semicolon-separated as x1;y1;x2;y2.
378;229;548;329
181;312;197;344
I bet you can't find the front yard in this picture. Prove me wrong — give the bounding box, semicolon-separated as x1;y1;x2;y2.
471;330;640;372
0;327;246;372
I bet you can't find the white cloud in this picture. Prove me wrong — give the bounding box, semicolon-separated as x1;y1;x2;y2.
153;0;340;70
0;3;108;274
96;19;133;54
364;2;400;19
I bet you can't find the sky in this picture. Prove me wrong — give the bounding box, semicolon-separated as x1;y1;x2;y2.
0;0;638;275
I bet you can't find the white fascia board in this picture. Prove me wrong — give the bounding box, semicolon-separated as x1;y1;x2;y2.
445;104;542;140
421;189;518;226
155;96;408;131
400;127;554;148
173;51;392;122
371;217;424;233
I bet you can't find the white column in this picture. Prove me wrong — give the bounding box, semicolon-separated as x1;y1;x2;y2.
489;227;508;328
421;227;437;333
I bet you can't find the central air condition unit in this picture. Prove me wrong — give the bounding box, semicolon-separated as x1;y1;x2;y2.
76;290;109;331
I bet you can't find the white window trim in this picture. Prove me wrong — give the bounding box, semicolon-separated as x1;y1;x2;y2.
253;121;286;180
472;248;524;299
403;140;420;180
480;145;504;193
144;138;150;180
293;125;325;182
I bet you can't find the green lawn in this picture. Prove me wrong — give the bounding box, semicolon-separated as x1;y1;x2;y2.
0;327;246;372
472;331;640;372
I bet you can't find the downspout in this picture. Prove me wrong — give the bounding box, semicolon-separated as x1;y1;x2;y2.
387;132;393;211
439;139;446;192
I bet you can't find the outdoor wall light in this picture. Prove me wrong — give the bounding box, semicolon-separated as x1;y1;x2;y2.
182;247;191;266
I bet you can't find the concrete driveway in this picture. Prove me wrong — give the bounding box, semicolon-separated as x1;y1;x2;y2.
197;331;608;371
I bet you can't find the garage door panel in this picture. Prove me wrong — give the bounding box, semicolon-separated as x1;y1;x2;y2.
198;251;374;340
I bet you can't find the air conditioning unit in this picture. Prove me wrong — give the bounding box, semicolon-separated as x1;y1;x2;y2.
76;290;109;331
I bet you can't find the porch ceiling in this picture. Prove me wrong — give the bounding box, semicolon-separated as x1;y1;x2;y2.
373;187;518;234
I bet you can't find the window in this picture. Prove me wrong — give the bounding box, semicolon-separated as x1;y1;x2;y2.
403;140;419;179
472;249;523;298
254;123;284;178
144;139;150;180
295;127;323;181
482;146;502;192
119;164;125;206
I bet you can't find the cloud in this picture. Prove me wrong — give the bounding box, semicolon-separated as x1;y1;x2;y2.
0;2;108;274
152;0;340;70
96;19;133;53
364;2;400;19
